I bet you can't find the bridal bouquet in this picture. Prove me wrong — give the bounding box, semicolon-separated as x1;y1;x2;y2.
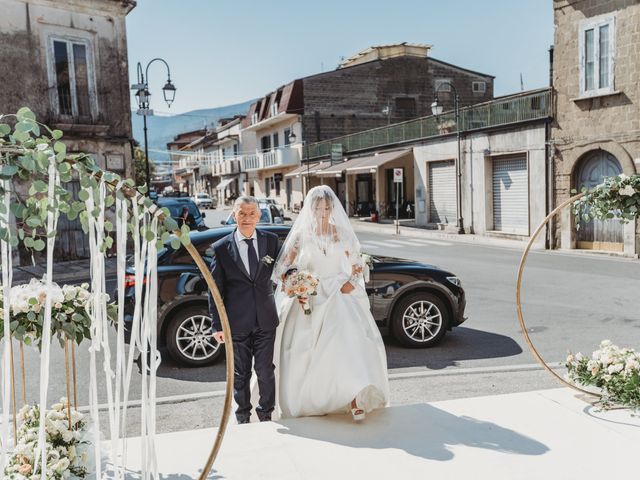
4;398;91;479
566;340;640;410
0;278;116;347
283;269;319;315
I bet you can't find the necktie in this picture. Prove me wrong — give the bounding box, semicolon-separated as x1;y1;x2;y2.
243;238;259;278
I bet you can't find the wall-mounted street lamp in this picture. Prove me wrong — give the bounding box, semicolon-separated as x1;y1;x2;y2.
431;81;464;234
131;58;176;190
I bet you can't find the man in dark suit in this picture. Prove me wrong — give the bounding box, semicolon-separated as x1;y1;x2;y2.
209;196;280;423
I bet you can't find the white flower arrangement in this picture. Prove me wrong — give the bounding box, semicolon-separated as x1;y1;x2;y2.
0;278;116;348
4;398;91;479
566;340;640;410
572;173;640;227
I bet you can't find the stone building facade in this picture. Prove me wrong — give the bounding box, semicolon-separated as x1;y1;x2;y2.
301;44;494;144
0;0;135;177
240;44;495;211
552;0;640;256
0;0;136;261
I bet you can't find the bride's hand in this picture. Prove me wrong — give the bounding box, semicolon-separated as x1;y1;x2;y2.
340;282;355;294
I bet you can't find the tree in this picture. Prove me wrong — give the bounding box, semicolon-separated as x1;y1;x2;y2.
132;143;156;188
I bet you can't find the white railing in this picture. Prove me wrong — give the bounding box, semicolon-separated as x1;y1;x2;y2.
242;154;260;170
263;150;278;168
241;147;301;171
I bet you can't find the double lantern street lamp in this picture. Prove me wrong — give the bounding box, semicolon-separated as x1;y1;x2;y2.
431;81;465;234
131;58;176;191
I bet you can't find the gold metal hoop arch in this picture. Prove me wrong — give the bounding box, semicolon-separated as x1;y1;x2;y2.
183;241;233;479
516;192;601;397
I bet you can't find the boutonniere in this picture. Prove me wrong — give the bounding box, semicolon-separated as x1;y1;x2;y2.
261;255;274;265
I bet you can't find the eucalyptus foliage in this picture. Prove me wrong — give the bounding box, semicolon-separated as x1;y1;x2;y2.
0;107;187;256
572;173;640;227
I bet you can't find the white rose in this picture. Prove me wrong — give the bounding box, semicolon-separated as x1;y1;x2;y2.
619;185;636;197
61;428;74;443
53;457;70;473
607;363;624;374
625;358;639;372
618;173;629;180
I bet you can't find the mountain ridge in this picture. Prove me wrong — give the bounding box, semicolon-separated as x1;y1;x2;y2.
131;99;254;164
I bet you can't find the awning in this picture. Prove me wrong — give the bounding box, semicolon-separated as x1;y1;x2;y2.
345;149;411;173
285;162;329;177
317;149;411;177
216;178;234;190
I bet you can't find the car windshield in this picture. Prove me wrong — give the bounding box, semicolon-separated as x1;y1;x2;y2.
226;208;270;224
164;203;201;219
197;194;209;199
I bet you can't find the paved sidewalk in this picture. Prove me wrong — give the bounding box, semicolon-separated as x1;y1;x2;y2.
108;388;639;479
351;217;538;250
11;256;118;285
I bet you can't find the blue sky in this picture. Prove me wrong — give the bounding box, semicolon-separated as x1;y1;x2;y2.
126;0;554;115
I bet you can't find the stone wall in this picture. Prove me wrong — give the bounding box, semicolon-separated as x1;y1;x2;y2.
552;0;640;255
301;56;494;144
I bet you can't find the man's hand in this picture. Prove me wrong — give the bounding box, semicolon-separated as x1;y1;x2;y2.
340;282;355;294
213;331;225;344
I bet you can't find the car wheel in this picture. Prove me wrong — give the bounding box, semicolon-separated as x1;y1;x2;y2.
391;292;449;348
166;306;223;366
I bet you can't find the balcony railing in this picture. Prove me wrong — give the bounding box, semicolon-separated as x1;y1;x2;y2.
305;88;552;159
241;146;301;171
243;154;260;171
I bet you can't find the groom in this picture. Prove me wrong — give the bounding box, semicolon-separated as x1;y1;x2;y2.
208;196;280;423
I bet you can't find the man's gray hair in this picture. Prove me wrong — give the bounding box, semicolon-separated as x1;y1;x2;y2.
233;195;260;211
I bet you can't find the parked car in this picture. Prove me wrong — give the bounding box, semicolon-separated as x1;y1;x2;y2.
156;197;208;231
221;203;286;226
122;226;466;367
257;198;285;218
193;192;215;209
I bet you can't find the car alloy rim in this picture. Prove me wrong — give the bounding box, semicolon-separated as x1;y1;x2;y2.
402;300;442;342
176;314;219;361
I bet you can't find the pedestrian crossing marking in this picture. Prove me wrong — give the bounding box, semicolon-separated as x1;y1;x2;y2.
360;238;453;248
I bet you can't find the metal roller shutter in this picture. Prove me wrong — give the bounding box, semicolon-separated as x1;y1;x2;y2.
492;156;528;234
428;160;456;224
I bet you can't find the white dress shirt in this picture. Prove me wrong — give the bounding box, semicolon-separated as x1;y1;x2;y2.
234;229;259;274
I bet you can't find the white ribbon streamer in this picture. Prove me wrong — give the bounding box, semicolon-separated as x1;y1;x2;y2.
35;155;60;477
0;178;13;471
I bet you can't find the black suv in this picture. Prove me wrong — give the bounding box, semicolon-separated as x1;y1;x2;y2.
123;226;466;366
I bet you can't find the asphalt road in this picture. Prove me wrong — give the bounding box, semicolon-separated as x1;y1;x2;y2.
17;216;640;434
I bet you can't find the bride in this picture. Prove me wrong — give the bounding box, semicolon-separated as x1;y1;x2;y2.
272;185;389;421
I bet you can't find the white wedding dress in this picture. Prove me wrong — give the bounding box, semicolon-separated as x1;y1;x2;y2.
274;234;389;418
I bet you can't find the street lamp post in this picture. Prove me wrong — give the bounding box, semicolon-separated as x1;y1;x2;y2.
431;82;464;234
132;58;176;191
288;122;310;197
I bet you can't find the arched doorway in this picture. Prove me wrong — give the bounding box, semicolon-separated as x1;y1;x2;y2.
574;150;624;251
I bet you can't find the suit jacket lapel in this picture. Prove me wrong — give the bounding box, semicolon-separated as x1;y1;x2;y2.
255;230;268;279
227;231;251;279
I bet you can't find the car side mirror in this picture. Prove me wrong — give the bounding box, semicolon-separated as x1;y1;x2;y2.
274;217;284;225
220;220;226;225
284;217;292;221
